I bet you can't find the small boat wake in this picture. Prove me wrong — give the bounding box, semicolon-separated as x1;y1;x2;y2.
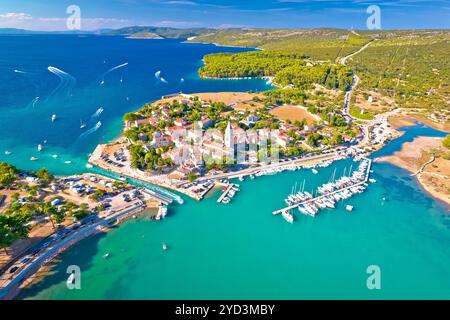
100;62;128;85
47;66;76;99
79;121;102;139
155;70;168;84
29;96;40;108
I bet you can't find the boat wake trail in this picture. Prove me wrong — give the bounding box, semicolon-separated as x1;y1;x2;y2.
79;121;102;139
47;66;76;99
30;96;40;108
14;69;28;74
100;62;128;85
155;70;168;84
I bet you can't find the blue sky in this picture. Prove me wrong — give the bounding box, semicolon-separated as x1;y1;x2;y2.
0;0;449;30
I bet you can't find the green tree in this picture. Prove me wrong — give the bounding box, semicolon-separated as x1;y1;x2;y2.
0;211;31;254
0;162;18;188
123;112;139;122
35;168;54;187
442;135;450;149
187;172;197;182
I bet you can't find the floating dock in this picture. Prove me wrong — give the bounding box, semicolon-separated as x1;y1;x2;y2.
217;184;234;203
273;158;372;216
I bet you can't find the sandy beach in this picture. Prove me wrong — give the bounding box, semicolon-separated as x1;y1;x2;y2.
378;136;450;208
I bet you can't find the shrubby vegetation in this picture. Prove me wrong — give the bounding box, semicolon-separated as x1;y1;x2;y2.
200;51;307;78
200;51;353;91
0;162;19;188
129;144;173;172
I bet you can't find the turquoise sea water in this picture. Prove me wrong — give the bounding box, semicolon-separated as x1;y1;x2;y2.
1;36;449;300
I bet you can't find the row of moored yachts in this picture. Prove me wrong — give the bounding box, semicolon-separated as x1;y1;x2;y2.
280;158;371;223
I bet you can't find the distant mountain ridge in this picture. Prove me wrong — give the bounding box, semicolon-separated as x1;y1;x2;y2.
101;26;216;38
0;26;216;38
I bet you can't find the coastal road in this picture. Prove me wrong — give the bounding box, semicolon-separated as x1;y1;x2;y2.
340;40;374;122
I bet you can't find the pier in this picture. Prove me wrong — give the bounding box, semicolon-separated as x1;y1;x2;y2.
273;158;372;216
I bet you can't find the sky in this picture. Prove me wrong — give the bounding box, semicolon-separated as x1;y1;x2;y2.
0;0;449;31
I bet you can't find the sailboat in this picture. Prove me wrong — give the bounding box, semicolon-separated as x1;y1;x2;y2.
51;114;57;122
80;120;87;129
37;144;42;152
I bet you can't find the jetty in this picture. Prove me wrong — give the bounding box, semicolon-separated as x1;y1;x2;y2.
217;184;234;203
273;158;372;216
217;183;240;204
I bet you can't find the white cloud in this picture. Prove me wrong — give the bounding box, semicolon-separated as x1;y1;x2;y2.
0;12;129;31
164;1;198;5
0;12;32;20
153;20;200;27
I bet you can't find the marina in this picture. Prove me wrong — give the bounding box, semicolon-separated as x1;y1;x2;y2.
273;158;372;220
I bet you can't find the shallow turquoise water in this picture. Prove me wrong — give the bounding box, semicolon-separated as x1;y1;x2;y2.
2;35;450;300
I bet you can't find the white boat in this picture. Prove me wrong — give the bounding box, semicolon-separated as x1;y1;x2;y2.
30;157;38;161
65;160;72;164
346;205;354;212
86;164;93;169
52;154;58;158
80;120;87;129
51;114;57;122
282;210;294;223
118;176;126;181
312;168;319;174
238;176;244;182
369;178;376;183
162;243;167;251
103;253;110;259
298;206;309;215
37;144;42;152
4;151;11;155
